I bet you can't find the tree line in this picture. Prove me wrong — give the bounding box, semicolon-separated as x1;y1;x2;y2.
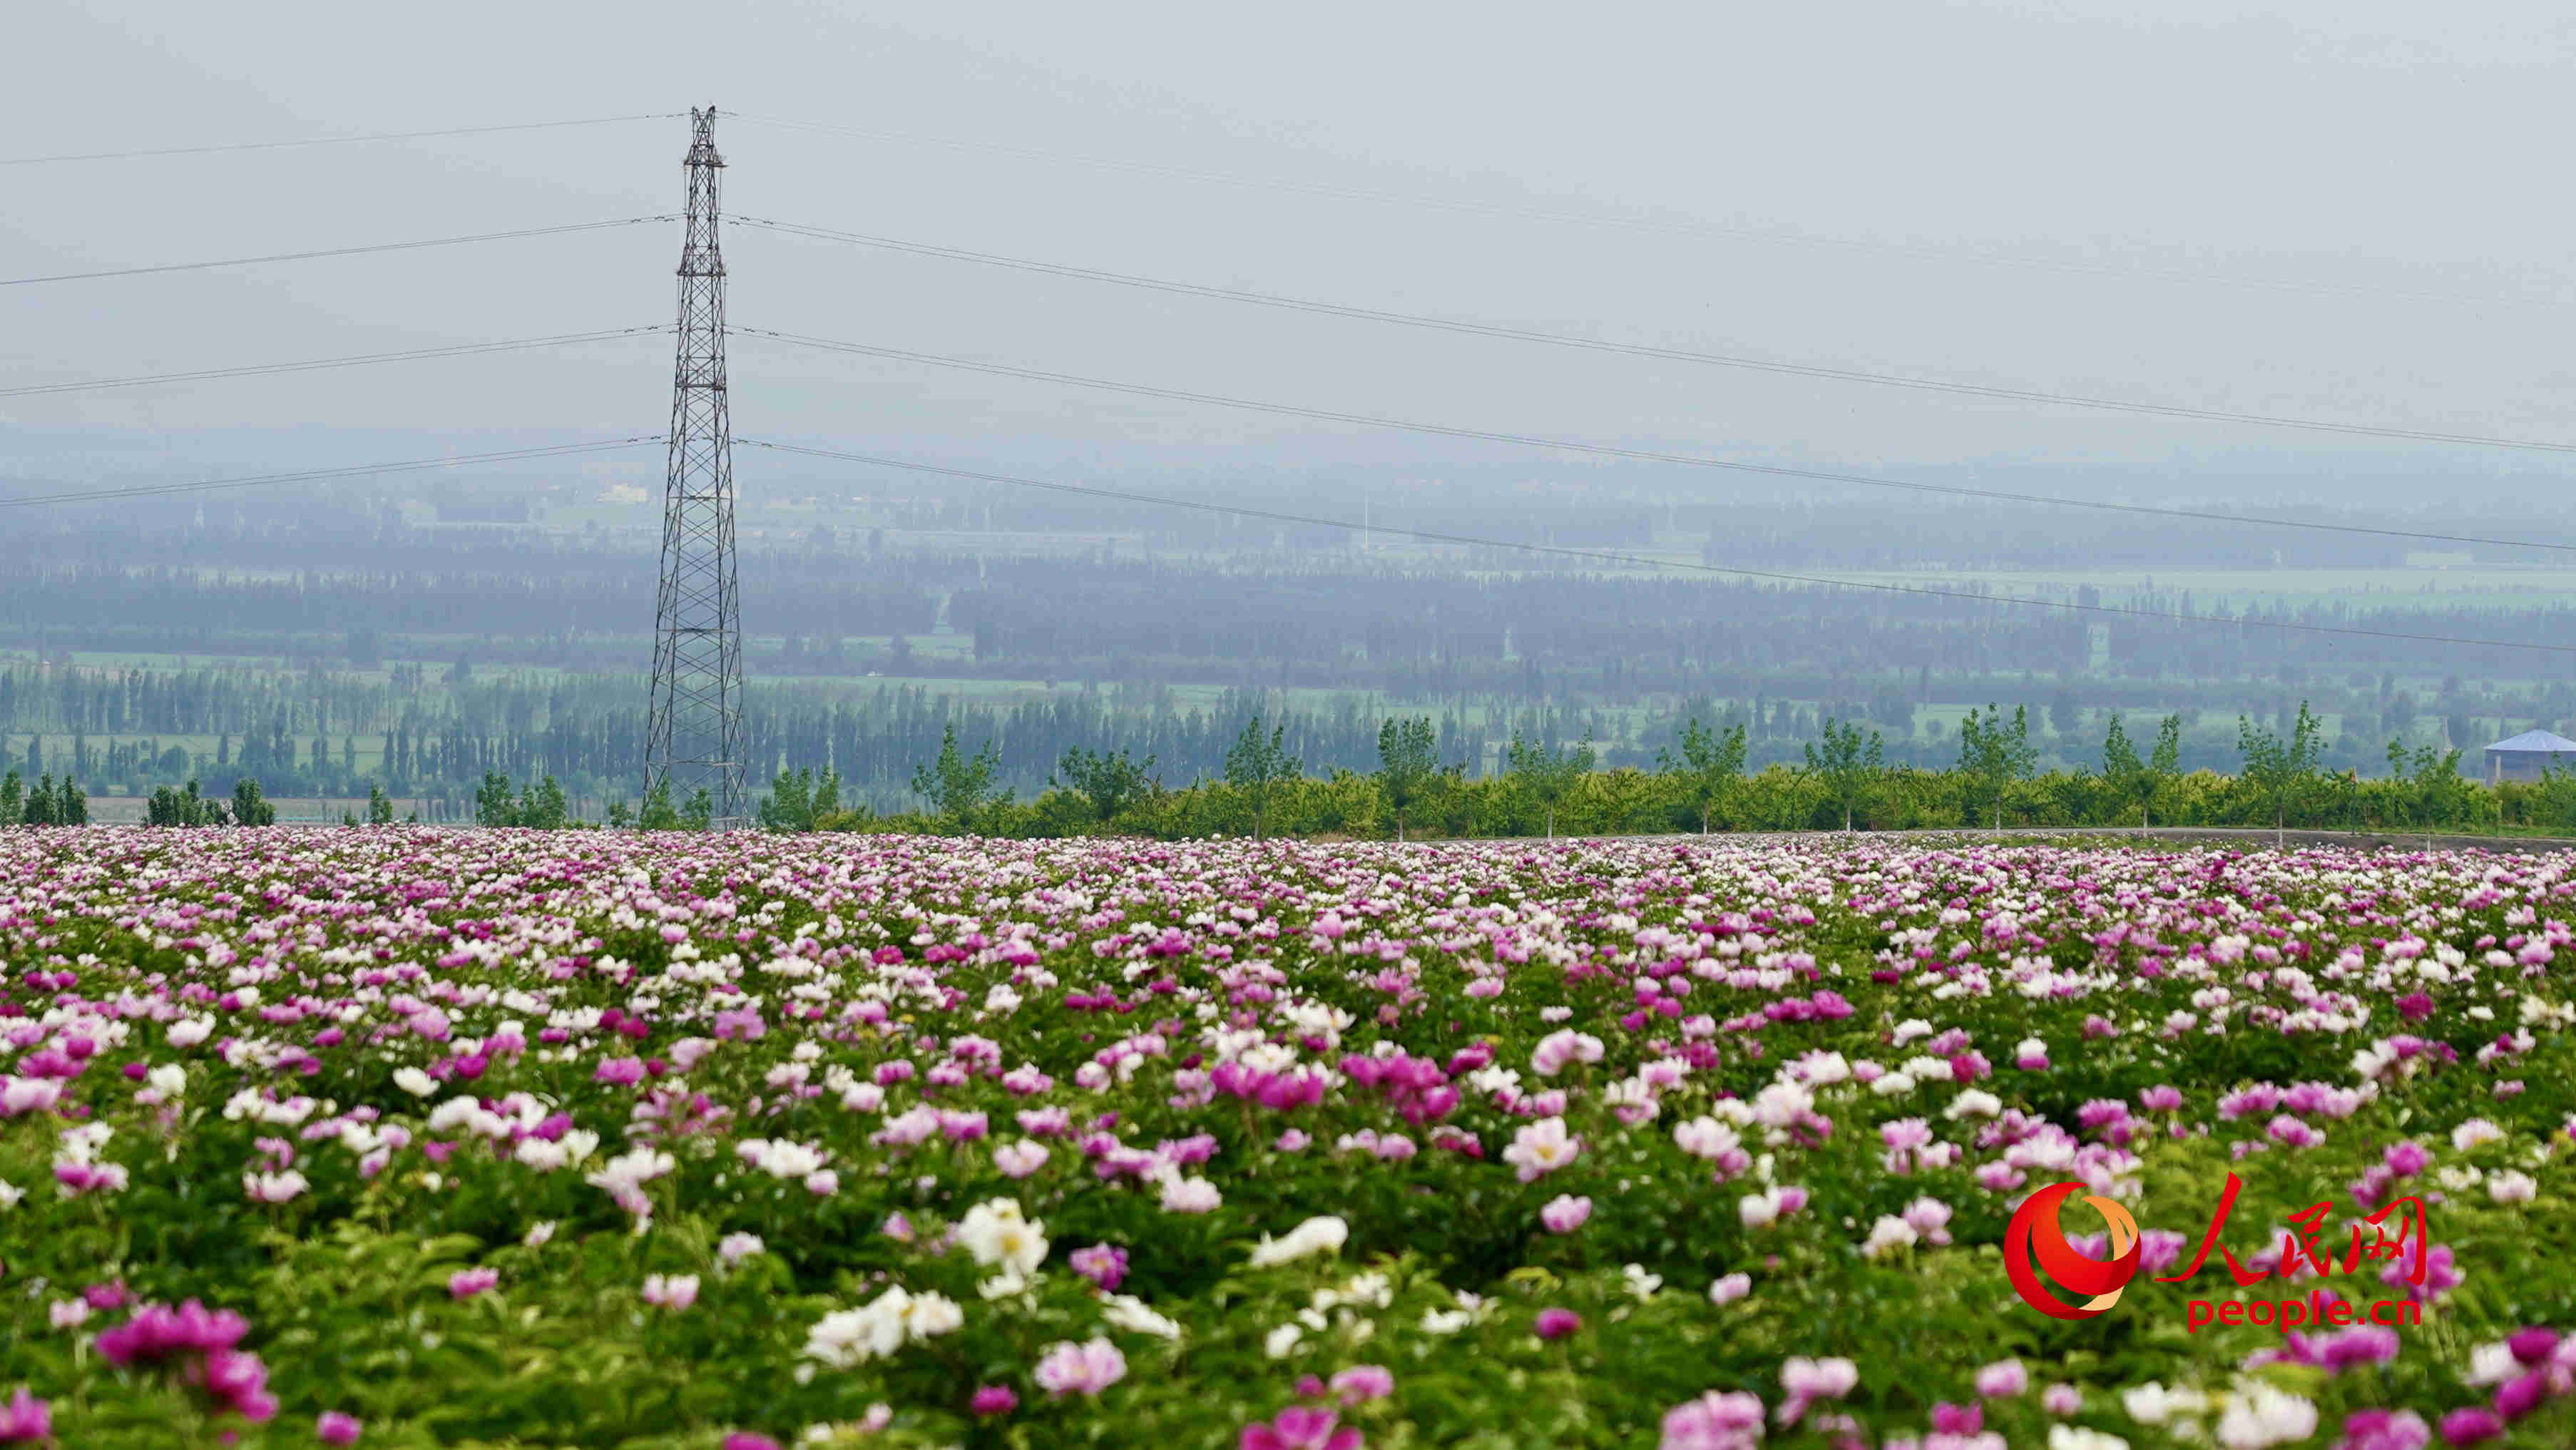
418;700;2556;843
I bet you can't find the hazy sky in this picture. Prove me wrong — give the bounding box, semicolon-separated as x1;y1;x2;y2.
8;1;2576;501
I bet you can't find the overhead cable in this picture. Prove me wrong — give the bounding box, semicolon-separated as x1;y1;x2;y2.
723;111;2550;310
1;217;673;287
0;437;663;509
0;327;669;399
731;326;2576;556
736;216;2576;458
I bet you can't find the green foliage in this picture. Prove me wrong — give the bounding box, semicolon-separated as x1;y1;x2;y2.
2093;713;2184;830
475;772;570;829
22;773;58;826
365;782;396;825
521;775;570;830
2237;702;2326;843
789;702;2576;845
2147;712;2183;827
1956;702;2037;829
637;779;680;831
1374;717;1438;842
758;765;844;832
145;778;225;827
2100;715;2146;824
231;777;277;827
2539;760;2576;832
1801;717;1884;831
1658;716;1746;834
605;799;636;829
1224;715;1300;842
0;768;18;825
911;722;1008;832
1505;729;1595;839
476;771;516;827
2386;737;2474;842
680;787;715;832
1053;746;1156;827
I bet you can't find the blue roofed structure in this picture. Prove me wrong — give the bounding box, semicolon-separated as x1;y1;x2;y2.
2484;729;2576;785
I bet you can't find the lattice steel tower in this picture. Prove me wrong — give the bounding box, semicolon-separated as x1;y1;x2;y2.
645;106;745;826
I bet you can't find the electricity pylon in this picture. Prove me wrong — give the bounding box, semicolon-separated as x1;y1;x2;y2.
645;106;745;827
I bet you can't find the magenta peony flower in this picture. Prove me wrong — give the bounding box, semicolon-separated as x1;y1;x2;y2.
1070;1243;1129;1291
1240;1406;1360;1450
2438;1406;2503;1445
94;1300;250;1366
0;1388;50;1444
971;1385;1019;1417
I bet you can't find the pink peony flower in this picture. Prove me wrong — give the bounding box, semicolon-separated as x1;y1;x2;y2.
2336;1408;2431;1450
1329;1366;1394;1405
1540;1195;1593;1233
1973;1360;2026;1398
1502;1118;1582;1182
1034;1337;1127;1397
994;1141;1051;1178
642;1274;699;1311
1660;1389;1764;1450
1777;1357;1858;1426
593;1056;646;1086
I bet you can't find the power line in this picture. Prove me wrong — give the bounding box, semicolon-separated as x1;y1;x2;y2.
0;437;663;509
739;436;2576;658
0;327;668;399
0;113;681;168
722;112;2555;311
732;326;2576;557
737;215;2576;459
0;217;672;287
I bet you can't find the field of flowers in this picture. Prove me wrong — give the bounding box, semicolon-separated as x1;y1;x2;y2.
2;829;2574;1449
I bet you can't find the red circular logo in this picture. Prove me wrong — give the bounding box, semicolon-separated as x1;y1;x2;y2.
2005;1181;2141;1319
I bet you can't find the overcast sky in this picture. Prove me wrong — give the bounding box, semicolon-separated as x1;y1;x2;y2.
7;0;2575;503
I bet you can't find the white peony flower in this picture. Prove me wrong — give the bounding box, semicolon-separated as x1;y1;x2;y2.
1248;1215;1349;1267
956;1198;1050;1280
